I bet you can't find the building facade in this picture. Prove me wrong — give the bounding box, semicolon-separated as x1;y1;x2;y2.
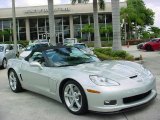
0;2;126;43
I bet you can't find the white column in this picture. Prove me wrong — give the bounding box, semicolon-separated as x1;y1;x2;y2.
69;15;74;38
25;18;30;41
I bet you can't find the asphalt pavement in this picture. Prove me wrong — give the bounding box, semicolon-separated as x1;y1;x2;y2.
0;45;160;120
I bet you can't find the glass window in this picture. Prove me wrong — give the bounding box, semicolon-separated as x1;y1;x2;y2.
73;16;80;24
64;30;70;38
63;25;70;31
55;17;62;26
3;20;10;29
18;19;25;27
63;17;69;25
106;14;112;23
29;18;37;28
38;18;45;27
4;34;10;41
19;33;26;40
30;32;38;40
81;15;89;24
0;21;2;30
98;14;105;23
89;15;94;23
19;27;26;32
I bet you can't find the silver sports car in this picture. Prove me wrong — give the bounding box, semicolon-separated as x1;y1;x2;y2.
7;46;157;115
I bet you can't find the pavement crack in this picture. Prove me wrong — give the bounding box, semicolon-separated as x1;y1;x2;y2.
123;112;128;120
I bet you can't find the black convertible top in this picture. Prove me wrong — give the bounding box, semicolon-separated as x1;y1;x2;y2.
25;44;72;61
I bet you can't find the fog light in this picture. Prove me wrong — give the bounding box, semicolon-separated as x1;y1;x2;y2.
104;100;117;105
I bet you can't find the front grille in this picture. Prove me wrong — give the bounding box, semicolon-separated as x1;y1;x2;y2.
123;90;151;104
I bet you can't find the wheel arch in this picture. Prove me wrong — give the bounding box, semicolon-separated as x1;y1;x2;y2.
59;78;88;104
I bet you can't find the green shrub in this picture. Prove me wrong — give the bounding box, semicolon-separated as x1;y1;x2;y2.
93;48;134;61
0;40;29;47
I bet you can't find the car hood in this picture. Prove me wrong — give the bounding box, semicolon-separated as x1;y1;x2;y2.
68;61;146;81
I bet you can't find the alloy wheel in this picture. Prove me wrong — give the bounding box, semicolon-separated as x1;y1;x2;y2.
64;84;82;112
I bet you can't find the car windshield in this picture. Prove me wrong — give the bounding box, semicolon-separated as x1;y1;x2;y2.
74;44;86;49
45;47;96;67
25;45;34;51
150;39;158;42
0;46;4;52
25;44;51;51
34;39;48;43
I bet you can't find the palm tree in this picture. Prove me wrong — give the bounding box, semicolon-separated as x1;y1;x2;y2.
71;0;105;48
81;24;94;41
12;0;18;54
111;0;122;50
47;0;56;45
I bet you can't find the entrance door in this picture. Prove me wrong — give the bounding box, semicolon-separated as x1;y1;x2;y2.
56;32;63;44
38;33;48;39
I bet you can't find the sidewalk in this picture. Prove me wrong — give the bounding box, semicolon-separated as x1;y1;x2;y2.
122;45;160;59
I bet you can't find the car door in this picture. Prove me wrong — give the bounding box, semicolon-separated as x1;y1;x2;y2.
8;45;15;58
20;52;51;95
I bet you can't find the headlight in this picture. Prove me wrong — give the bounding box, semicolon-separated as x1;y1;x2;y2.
89;75;120;86
145;69;154;79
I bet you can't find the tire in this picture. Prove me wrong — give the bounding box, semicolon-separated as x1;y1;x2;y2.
8;70;23;93
62;80;88;115
2;58;7;69
145;45;153;51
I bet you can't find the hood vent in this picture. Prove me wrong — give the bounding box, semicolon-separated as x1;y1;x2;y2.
129;75;138;79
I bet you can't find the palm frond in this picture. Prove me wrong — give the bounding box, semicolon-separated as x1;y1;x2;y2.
98;0;105;10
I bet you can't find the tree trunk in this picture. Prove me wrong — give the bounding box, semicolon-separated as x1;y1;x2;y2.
12;0;18;54
47;0;56;45
111;0;122;50
93;0;101;48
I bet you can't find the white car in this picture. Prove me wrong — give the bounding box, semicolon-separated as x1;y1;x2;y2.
7;46;157;115
0;44;16;68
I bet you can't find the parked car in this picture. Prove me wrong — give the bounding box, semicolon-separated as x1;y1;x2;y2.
7;46;157;115
20;43;52;58
137;42;145;50
0;44;16;68
11;44;25;54
74;43;94;55
138;38;160;51
63;38;78;45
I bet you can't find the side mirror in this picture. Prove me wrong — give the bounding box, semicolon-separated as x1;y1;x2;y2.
30;61;43;70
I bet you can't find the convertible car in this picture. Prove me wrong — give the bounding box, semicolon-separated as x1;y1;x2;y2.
7;46;157;115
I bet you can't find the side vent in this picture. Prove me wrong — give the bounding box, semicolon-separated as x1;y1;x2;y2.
129;75;138;79
20;74;23;81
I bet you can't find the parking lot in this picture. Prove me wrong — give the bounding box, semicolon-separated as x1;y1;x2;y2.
0;45;160;120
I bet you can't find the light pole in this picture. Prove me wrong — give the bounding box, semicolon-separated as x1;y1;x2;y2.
47;0;56;45
12;0;18;55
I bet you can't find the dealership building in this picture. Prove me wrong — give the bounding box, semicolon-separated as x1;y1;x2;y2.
0;2;126;43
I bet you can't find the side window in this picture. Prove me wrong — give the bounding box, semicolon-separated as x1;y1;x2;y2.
19;45;24;49
9;45;13;50
29;52;46;66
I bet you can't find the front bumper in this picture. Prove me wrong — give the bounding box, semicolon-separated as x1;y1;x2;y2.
85;79;157;113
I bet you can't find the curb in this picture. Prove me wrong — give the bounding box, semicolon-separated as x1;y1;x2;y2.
134;60;144;64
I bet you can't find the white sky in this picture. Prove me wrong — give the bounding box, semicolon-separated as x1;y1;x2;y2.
0;0;159;28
